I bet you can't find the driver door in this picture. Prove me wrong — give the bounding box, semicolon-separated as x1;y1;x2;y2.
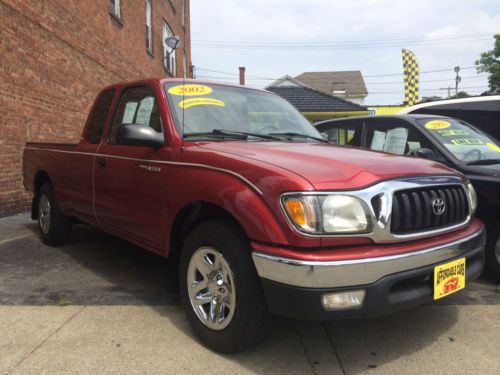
93;85;167;248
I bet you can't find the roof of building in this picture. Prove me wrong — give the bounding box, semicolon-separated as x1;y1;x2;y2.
295;71;368;98
266;76;368;113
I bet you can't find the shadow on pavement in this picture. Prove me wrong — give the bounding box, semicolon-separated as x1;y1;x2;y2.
0;217;497;373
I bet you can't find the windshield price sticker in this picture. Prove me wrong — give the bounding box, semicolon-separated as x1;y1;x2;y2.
451;139;484;146
438;129;468;137
487;143;500;153
168;84;213;96
425;120;451;130
179;98;225;109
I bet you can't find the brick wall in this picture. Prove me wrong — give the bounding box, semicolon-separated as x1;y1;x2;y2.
0;0;191;217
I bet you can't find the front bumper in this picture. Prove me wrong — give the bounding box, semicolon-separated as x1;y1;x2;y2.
252;227;486;320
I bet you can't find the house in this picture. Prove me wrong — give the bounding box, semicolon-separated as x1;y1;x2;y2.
266;76;369;123
0;0;191;216
295;71;368;105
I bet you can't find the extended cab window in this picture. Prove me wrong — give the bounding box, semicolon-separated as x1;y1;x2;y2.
86;90;115;144
318;121;362;146
109;86;162;144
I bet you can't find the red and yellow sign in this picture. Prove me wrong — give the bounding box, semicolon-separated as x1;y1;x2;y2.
168;84;213;96
434;258;466;300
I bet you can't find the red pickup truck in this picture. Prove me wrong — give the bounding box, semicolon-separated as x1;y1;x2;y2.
23;79;485;353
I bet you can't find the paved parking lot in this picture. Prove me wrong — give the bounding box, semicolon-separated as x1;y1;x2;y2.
1;214;499;374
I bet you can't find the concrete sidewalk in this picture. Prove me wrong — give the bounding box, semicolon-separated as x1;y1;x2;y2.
1;214;499;374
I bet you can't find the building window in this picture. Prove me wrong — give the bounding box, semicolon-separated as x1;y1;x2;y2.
183;51;187;78
182;0;185;28
145;0;153;54
109;0;121;19
162;22;176;75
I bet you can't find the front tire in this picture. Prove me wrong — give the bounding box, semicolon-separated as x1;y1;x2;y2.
179;220;271;353
37;183;72;246
485;223;500;282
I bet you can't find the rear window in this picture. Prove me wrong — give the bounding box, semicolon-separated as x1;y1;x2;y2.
86;90;115;144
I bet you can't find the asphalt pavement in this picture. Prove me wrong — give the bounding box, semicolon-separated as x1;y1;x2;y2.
1;213;499;374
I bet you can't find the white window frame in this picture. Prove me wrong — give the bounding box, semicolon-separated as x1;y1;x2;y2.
162;22;176;75
145;0;153;53
109;0;121;19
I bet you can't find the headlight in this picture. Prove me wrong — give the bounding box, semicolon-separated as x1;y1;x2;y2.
466;182;477;215
282;194;371;234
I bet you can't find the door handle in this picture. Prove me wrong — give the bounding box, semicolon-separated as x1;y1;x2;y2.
97;157;107;168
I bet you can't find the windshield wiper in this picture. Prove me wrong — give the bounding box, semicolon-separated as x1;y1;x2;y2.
184;129;282;141
269;132;329;143
466;159;500;165
183;130;247;139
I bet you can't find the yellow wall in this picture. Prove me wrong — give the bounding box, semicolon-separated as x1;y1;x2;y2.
368;106;406;115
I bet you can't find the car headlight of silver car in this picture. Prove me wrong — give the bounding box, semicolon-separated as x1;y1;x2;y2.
281;194;372;235
466;182;477;215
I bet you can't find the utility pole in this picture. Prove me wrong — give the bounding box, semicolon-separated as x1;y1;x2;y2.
454;66;461;97
439;86;452;99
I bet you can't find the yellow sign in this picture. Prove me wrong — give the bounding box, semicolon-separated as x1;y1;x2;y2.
451;139;484;146
487;143;500;153
438;129;468;137
434;258;466;300
425;120;451;130
168;84;213;96
179;98;225;109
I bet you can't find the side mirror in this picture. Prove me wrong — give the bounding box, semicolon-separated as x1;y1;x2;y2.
409;147;443;162
320;132;329;140
117;124;164;148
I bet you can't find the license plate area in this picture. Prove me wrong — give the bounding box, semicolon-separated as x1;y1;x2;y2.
433;258;466;300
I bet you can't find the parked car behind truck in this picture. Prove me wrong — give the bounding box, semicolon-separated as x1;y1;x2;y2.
316;114;500;280
24;80;485;352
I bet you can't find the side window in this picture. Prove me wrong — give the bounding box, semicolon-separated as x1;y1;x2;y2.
86;90;115;144
364;121;433;155
319;121;362;146
109;86;162;144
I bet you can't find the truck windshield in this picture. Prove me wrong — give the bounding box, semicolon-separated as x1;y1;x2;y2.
164;82;322;141
417;118;500;164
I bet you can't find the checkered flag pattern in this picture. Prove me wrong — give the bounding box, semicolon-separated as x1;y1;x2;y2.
402;49;419;106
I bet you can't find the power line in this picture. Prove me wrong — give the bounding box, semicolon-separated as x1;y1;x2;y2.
193;32;497;46
192;33;496;50
195;66;479;81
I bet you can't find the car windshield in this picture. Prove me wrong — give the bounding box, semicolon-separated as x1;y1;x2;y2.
417;118;500;164
164;82;322;141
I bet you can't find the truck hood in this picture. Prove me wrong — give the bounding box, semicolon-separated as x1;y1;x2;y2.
196;142;457;190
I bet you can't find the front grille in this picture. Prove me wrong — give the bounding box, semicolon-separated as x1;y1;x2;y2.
391;185;469;235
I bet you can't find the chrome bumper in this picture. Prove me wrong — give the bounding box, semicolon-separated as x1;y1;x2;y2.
252;229;486;288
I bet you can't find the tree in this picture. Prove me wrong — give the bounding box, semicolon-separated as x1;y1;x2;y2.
454;91;470;99
476;34;500;93
420;96;443;103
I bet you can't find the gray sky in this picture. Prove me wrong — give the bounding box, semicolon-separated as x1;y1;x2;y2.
190;0;500;105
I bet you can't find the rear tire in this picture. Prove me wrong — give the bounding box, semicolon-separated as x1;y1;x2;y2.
37;183;72;246
179;219;271;353
485;223;500;282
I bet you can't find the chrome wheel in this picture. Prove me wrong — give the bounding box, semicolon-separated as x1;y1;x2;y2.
187;246;237;331
38;194;51;234
495;237;500;265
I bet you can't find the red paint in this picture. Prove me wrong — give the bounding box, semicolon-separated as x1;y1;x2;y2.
23;78;481;258
443;277;460;294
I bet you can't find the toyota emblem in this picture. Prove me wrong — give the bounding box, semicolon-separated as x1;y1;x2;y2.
432;198;446;216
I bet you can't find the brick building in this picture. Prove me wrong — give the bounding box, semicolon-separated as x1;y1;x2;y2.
0;0;191;216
